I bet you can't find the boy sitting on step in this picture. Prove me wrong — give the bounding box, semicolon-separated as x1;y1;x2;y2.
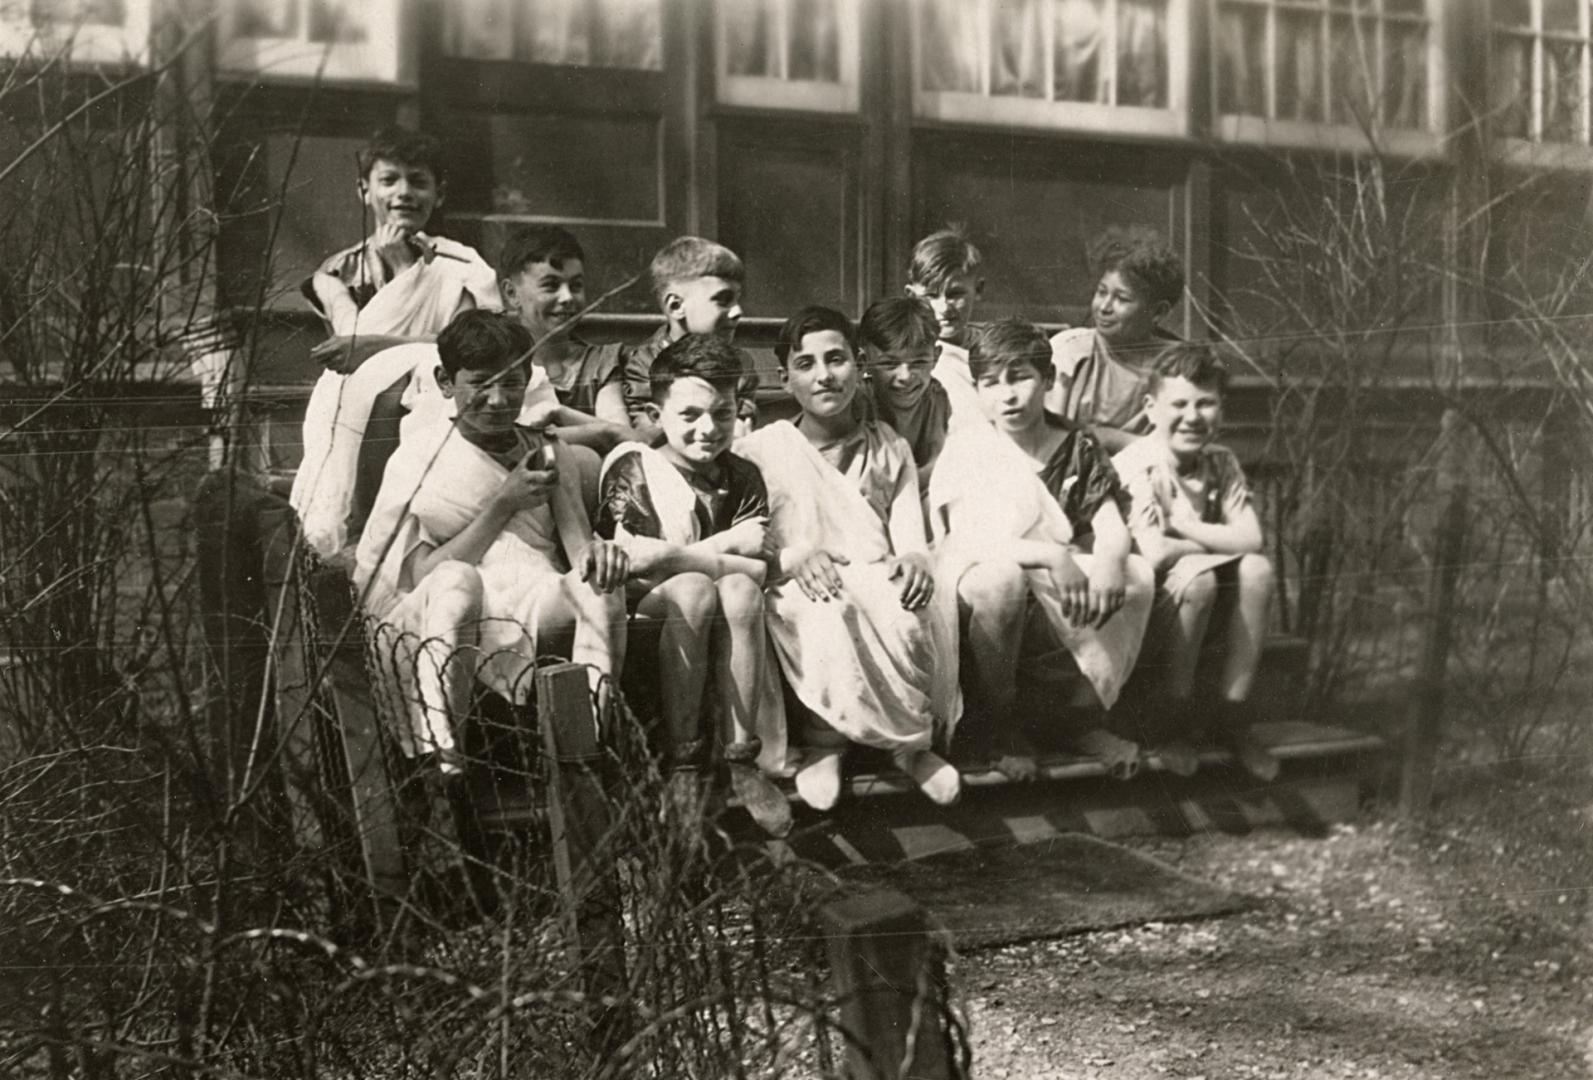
905;226;987;433
1111;342;1281;781
596;334;792;836
858;296;952;491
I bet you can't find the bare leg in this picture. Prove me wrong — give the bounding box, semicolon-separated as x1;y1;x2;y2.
408;560;484;770
1163;568;1219;700
527;569;629;708
956;560;1037;780
713;574;791;836
1219;553;1275;703
634;572;717;758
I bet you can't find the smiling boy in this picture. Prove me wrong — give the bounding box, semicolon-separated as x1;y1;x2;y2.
1047;226;1185;453
905;227;987;432
858;297;951;488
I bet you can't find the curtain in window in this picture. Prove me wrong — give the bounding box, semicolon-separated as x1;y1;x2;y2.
920;0;981;92
1381;20;1425;129
1216;2;1265;116
1053;0;1106;102
1492;34;1531;138
231;0;297;37
444;0;660;69
1117;0;1167;106
788;0;839;81
993;0;1045;97
724;0;778;75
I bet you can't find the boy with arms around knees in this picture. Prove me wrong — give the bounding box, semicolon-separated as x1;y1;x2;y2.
1048;225;1184;453
1112;343;1281;781
905;226;987;433
735;307;961;811
622;237;748;446
930;320;1155;781
294;127;502;556
596;335;792;836
858;297;951;489
355;311;630;766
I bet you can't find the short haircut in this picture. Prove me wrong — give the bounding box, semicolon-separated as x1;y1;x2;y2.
773;305;855;369
650;333;750;403
498;224;585;279
1147;341;1229;396
436;310;531;379
360;126;447;185
969;319;1054;383
1088;225;1184;309
907;226;983;292
648;236;744;305
858;297;940;356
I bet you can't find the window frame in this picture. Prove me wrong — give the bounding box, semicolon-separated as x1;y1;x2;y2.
714;0;863;113
1211;0;1449;158
0;0;152;65
907;0;1193;139
218;0;417;88
1491;0;1593;168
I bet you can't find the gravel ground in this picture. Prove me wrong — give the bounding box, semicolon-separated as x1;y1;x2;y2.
951;766;1593;1079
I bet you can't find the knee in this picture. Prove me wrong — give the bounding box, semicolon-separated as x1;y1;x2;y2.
958;560;1026;614
1237;553;1275;598
666;571;719;626
427;560;484;616
1123;554;1155;602
1180;568;1219;610
716;572;765;626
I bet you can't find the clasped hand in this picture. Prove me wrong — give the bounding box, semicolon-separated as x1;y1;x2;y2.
1049;549;1125;629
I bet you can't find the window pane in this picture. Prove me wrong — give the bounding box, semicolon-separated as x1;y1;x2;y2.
992;0;1045;98
1117;0;1168;106
1217;3;1267;116
308;0;365;44
787;0;840;81
1492;0;1532;27
231;0;297;37
1384;0;1426;14
592;0;661;69
1544;0;1580;33
31;0;126;22
443;0;661;68
1054;0;1107;102
1328;15;1376;125
443;0;513;60
1276;10;1324;122
920;0;982;92
1491;32;1532;138
725;0;779;77
1382;20;1426;128
1543;39;1584;142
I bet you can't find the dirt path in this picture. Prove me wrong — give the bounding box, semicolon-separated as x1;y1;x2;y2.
953;769;1592;1079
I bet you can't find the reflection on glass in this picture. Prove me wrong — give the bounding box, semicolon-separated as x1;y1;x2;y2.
725;0;778;77
1054;0;1105;102
920;0;981;92
1491;33;1531;138
992;0;1045;98
1543;0;1580;33
443;0;513;60
1382;21;1425;128
308;0;365;44
1543;39;1584;142
1276;10;1323;122
1217;2;1267;116
788;0;839;81
1118;0;1167;106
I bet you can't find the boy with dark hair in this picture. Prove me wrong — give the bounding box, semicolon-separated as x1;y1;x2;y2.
293;126;501;556
930;319;1155;781
1047;224;1185;452
495;224;637;453
355;309;629;770
1112;342;1281;781
596;334;791;835
905;226;987;432
736;306;961;811
858;297;951;488
621;236;749;445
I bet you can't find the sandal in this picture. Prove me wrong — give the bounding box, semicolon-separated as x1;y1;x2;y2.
1075;728;1142;781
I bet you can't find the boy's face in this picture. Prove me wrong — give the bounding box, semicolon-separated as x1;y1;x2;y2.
360;157;442;233
439;362;526;440
1092;269;1168;347
907;272;981;347
783;329;858;421
866;344;937;411
1144;375;1221;460
666;276;743;338
656;375;737;471
502;257;586;342
975;358;1052;435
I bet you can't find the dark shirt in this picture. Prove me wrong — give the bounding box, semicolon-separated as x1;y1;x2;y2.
621;324;673;428
543;336;625;416
1035;415;1126;538
596;449;770;542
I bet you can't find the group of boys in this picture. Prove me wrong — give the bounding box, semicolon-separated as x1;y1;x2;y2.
296;128;1281;841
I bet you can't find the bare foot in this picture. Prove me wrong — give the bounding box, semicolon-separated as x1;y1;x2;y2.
991;729;1040;782
893;749;962;805
727;761;793;838
1075;728;1141;780
1155;740;1201;777
794;749;844;810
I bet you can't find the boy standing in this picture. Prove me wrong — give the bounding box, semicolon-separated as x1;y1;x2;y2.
621;237;747;446
1047;225;1184;453
930;320;1154;781
355;311;629;769
736;307;960;811
1112;343;1281;781
858;297;950;488
597;335;791;836
905;226;986;432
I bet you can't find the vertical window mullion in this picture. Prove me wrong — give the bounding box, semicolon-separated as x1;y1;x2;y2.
1265;0;1278;120
1105;0;1120;104
1581;0;1591;142
1321;6;1332;125
1044;0;1056;102
980;0;993;97
775;0;790;81
1532;0;1544;140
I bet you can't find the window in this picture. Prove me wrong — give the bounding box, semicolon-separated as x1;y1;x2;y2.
1214;0;1446;156
1492;0;1593;162
1;0;151;64
441;0;661;69
910;0;1190;137
219;0;413;85
715;0;861;112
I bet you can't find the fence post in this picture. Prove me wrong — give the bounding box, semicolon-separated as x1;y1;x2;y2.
821;888;957;1080
536;663;627;1044
1402;408;1468;818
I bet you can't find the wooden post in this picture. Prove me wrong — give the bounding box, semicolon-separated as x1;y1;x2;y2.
1401;408;1468;818
537;663;627;1043
821;889;957;1080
